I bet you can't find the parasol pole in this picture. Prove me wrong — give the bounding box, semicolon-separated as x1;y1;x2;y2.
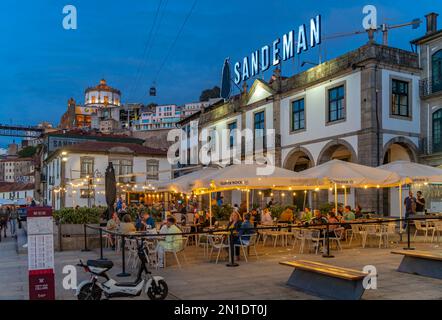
246;190;250;213
209;191;212;228
334;183;338;214
399;183;403;234
344;186;347;206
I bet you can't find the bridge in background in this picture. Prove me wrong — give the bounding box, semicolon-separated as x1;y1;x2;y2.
0;124;44;138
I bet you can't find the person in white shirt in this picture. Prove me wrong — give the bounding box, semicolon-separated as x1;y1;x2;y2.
261;208;273;225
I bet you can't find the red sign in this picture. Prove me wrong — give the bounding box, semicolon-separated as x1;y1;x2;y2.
29;269;55;300
27;207;53;218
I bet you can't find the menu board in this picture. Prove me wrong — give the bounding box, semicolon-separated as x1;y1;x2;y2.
27;207;55;300
28;234;54;270
27;216;53;235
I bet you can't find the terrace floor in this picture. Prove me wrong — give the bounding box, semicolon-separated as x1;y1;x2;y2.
2;228;441;300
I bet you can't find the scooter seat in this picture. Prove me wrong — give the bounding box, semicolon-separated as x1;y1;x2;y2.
87;260;114;269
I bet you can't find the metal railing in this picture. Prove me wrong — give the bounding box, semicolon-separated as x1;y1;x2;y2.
420;77;442;98
82;215;442;276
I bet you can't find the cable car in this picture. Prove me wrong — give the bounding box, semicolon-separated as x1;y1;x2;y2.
149;86;156;97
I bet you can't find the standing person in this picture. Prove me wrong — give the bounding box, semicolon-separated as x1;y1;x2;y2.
216;195;224;207
415;191;426;215
116;197;123;212
0;208;7;238
9;206;18;237
404;191;417;229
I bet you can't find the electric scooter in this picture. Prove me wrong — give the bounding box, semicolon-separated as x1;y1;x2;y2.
76;239;168;300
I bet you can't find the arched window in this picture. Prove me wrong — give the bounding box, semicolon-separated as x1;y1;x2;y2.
433;109;442;152
432;50;442;93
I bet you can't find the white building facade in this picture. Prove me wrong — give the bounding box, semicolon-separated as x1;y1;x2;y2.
44;141;171;210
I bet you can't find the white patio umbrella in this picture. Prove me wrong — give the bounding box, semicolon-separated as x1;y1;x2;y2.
156;167;221;227
205;164;313;191
201;163;314;212
156;167;220;194
378;160;442;184
299;159;401;214
378;160;442;233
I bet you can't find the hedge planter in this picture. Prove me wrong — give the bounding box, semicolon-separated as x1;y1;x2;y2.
54;223;102;251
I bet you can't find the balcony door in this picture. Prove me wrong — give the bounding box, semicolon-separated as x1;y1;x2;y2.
433;50;442;93
433;109;442;153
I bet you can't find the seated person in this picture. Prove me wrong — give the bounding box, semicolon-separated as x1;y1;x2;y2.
202;212;217;228
354;205;363;219
106;212;120;231
343;205;355;221
311;210;328;225
249;209;260;227
106;212;120;249
139;212;156;231
157;216;183;268
227;212;242;231
119;214;136;234
234;214;255;259
327;212;340;230
327;212;343;237
279;207;294;223
301;207;313;223
260;208;273;225
238;214;254;242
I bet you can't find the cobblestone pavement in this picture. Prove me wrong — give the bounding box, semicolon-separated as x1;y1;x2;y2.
1;229;441;300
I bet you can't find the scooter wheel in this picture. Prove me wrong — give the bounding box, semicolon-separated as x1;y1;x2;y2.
147;280;168;300
78;283;102;301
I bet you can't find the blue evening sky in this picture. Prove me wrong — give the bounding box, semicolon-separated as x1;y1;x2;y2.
0;0;439;147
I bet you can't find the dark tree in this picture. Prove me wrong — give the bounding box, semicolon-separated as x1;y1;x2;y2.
18;146;37;158
199;86;220;102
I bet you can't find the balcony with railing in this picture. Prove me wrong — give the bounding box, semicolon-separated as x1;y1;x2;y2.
420;77;442;98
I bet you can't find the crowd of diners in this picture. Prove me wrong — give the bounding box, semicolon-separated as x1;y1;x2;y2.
102;194;376;264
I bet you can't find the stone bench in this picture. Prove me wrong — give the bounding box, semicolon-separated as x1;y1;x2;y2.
279;260;368;300
391;250;442;280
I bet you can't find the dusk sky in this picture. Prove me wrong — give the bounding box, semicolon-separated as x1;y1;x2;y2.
0;0;439;147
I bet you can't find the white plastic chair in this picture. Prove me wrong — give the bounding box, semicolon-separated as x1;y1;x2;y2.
431;221;442;243
328;227;345;251
234;233;258;262
208;235;229;264
348;224;363;246
414;220;433;242
163;237;187;268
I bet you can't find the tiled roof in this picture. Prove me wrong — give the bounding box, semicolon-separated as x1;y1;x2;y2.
59;141;168;156
0;182;34;192
0;157;33;163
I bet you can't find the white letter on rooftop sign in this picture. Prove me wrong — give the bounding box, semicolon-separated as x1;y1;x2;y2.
234;62;241;84
297;24;307;54
242;57;250;82
310;15;321;48
272;38;280;66
251;50;260;77
282;31;294;61
261;45;270;72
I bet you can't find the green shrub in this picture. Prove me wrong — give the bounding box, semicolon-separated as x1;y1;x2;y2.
53;207;105;224
212;204;233;221
269;205;285;219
